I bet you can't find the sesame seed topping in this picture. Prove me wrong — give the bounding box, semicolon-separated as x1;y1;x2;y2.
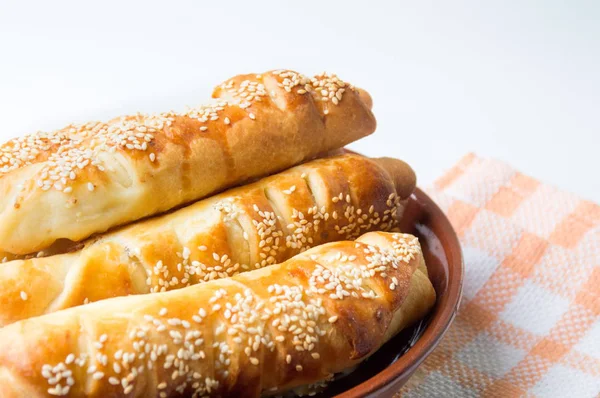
1;72;296;195
37;233;420;398
20;291;28;300
306;72;350;106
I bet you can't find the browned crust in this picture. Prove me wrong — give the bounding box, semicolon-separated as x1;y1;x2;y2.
0;70;376;255
0;232;434;398
0;154;416;327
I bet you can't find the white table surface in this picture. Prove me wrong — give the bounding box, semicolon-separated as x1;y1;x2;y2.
1;0;598;202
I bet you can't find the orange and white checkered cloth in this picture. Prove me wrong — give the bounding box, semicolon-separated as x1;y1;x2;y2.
398;153;600;397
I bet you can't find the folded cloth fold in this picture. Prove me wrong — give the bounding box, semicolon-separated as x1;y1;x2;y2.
399;153;600;397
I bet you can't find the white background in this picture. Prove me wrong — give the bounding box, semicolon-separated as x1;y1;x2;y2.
1;1;598;201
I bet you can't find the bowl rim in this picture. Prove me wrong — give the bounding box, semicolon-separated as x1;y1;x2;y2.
336;187;465;397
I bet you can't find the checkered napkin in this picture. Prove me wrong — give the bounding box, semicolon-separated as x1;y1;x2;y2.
397;153;600;397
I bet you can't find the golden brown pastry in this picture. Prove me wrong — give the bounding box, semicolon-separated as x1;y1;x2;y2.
0;154;416;327
0;232;435;398
0;70;376;255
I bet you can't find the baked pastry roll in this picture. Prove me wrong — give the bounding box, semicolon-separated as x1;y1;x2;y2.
0;232;435;397
0;70;375;255
0;154;416;326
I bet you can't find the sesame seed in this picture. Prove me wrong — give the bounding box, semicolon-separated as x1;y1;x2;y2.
20;291;28;300
283;185;296;195
87;183;94;191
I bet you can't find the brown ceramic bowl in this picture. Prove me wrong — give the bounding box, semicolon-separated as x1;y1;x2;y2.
311;187;464;397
